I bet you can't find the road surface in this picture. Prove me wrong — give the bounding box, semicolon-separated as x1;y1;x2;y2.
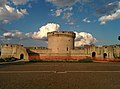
0;62;120;89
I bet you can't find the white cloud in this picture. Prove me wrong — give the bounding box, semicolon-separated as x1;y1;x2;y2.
55;9;63;16
1;33;47;46
62;12;74;25
63;12;73;19
50;6;74;25
1;23;97;46
12;0;29;5
3;31;20;38
67;22;74;25
82;18;91;23
0;0;31;24
3;32;12;37
3;30;32;39
5;5;15;13
63;7;73;11
32;23;60;39
74;32;96;47
25;32;33;38
96;1;120;16
99;9;120;24
0;4;28;23
2;23;60;40
51;7;73;17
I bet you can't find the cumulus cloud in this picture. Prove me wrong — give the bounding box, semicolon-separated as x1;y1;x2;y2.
1;33;47;46
1;30;24;44
1;23;97;46
0;5;28;23
3;32;12;37
32;23;60;39
99;9;120;24
2;23;60;41
3;30;30;39
75;32;96;47
0;0;31;24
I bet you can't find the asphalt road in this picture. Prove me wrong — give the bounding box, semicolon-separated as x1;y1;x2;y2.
0;62;120;89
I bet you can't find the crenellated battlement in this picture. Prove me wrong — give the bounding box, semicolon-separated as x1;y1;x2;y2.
1;44;23;48
47;31;76;38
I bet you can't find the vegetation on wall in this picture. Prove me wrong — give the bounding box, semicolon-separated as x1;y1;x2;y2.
78;58;93;63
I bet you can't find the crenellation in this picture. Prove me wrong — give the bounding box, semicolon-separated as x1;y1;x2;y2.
47;31;76;38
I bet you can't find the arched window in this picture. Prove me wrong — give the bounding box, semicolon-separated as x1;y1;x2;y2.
67;47;68;51
20;54;24;59
103;53;107;58
92;52;96;57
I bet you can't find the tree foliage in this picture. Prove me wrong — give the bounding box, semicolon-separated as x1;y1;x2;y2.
118;36;120;41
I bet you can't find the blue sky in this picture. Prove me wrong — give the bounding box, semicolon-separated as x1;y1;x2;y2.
0;0;120;47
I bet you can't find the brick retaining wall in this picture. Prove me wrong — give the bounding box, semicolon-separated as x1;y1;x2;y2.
29;55;120;62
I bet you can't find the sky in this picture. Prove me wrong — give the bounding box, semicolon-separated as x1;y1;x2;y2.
0;0;120;47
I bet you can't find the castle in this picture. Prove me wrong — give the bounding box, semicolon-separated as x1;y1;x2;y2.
0;31;120;61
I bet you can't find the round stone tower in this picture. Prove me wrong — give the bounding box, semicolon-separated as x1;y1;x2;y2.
47;31;75;52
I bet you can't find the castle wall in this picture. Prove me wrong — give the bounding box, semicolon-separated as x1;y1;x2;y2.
1;44;28;60
1;43;120;61
112;45;120;58
0;31;120;62
28;47;89;60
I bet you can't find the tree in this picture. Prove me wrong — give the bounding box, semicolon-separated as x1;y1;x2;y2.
118;36;120;41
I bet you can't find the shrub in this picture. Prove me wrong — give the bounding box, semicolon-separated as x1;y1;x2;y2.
78;58;93;63
0;58;5;62
3;57;19;62
29;59;43;62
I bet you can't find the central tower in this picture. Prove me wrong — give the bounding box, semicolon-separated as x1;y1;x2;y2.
47;31;75;52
